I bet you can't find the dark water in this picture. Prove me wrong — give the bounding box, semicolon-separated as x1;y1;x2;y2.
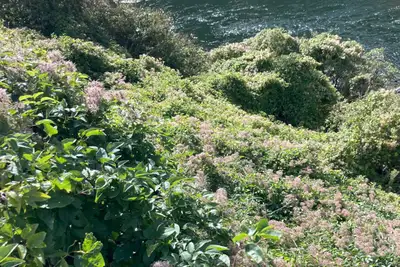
139;0;400;65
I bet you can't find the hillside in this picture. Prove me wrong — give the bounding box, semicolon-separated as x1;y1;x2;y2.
1;10;400;267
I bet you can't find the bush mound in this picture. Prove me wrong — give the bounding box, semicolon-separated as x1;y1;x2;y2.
1;13;400;267
0;0;208;77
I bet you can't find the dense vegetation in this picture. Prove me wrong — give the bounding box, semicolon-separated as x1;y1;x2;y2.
1;1;400;266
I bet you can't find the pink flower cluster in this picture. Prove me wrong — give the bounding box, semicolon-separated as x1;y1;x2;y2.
84;81;128;113
151;261;170;267
37;50;76;79
215;188;228;205
199;122;216;154
84;81;105;113
0;88;10;108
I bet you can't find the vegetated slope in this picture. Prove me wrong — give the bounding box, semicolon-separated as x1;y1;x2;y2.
1;24;400;267
0;0;208;77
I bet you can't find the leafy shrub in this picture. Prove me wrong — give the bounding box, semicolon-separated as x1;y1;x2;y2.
300;33;399;98
326;90;400;186
3;20;400;267
0;28;236;267
0;0;208;76
210;43;249;62
271;53;339;128
244;28;299;55
208;54;338;129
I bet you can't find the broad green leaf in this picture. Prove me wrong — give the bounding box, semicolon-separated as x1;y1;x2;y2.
61;139;76;151
33;92;44;99
0;244;18;263
16;245;26;260
53;178;72;193
59;258;69;267
205;245;229;252
39;97;57;102
257;230;282;241
35;119;55;126
245;244;263;264
27;191;51;202
0;257;25;267
146;243;159;257
37;154;53;165
161;224;180;239
219;254;230;266
187;242;195;253
81;233;105;267
180;251;192;262
255;219;269;233
35;119;58;137
21;224;38;240
0;224;13;239
43;123;58;137
47;194;74;209
232;232;248;243
81;129;105;138
82;233;102;253
26;232;46;249
22;154;33;161
18;95;33;101
195;240;211;250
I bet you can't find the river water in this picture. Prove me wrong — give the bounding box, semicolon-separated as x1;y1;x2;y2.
139;0;400;65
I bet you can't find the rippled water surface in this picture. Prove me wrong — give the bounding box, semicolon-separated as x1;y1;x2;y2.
140;0;400;65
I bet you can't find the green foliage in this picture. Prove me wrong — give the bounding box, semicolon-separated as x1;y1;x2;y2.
2;20;400;267
0;27;233;266
326;90;400;187
208;53;338;129
300;33;399;98
232;219;281;264
0;0;208;76
244;28;299;55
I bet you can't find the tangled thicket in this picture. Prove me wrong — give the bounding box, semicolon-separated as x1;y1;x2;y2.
0;0;208;77
1;5;400;267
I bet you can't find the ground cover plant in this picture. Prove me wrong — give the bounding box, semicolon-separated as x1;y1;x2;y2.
1;3;400;266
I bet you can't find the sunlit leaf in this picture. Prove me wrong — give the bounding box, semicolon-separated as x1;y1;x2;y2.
245;244;263;264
